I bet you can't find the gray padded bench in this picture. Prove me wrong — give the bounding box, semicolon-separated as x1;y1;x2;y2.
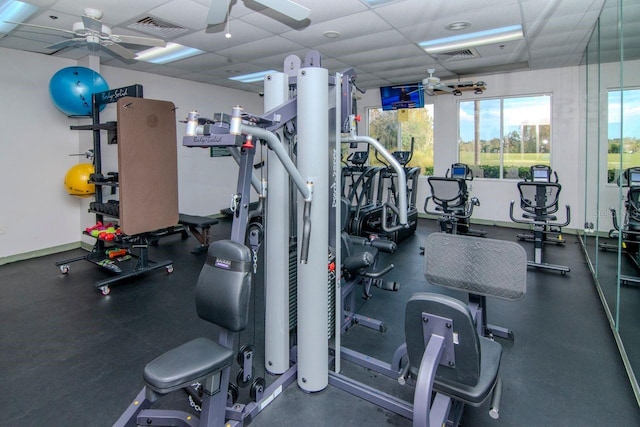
178;213;219;253
423;232;527;340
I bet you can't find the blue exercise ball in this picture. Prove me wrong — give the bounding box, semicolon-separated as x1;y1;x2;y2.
49;66;109;116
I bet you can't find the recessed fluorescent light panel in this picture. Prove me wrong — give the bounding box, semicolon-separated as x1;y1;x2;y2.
135;42;204;64
228;70;277;83
420;25;524;54
360;0;404;6
0;0;38;34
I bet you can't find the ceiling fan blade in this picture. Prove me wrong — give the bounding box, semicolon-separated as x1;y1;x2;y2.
101;42;136;60
206;0;231;25
112;34;165;48
46;38;85;50
255;0;311;21
4;21;77;36
435;84;455;93
81;15;103;33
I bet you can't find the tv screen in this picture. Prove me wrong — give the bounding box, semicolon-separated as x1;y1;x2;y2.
380;84;424;111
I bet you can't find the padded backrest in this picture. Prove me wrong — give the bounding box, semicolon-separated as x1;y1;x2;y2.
405;292;480;386
517;181;561;217
424;233;526;301
195;239;252;332
427;177;467;212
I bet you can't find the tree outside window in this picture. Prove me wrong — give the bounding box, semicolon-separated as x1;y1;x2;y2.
608;89;640;183
458;95;551;179
365;105;434;175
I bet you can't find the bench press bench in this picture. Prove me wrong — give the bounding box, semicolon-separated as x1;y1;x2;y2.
178;214;220;253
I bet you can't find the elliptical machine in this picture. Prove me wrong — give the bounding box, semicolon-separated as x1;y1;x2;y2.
353;137;419;242
424;163;486;236
342;150;381;234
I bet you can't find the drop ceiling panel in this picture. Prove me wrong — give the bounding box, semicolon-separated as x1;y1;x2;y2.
334;44;426;67
47;0;169;26
280;11;393;47
175;23;274;51
317;30;408;58
374;0;520;28
357;55;431;73
147;0;211;30
214;36;306;62
520;0;604;22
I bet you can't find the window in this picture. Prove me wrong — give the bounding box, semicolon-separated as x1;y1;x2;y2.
365;105;434;175
608;89;640;183
458;95;551;179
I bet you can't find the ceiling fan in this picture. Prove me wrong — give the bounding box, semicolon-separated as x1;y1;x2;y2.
5;8;165;60
206;0;311;26
421;69;456;96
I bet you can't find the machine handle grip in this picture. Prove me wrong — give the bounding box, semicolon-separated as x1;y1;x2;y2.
369;239;397;253
300;200;311;264
381;203;406;233
362;263;394;279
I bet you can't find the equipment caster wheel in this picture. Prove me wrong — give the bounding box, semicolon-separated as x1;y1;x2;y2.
59;265;70;274
99;286;111;296
250;377;265;402
166;265;174;274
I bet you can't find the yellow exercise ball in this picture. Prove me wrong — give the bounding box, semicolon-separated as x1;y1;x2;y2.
64;163;95;197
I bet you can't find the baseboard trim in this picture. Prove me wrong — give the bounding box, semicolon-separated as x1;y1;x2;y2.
0;242;84;266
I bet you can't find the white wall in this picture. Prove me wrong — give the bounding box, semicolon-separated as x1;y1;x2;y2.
357;65;583;228
0;49;81;258
0;47;261;260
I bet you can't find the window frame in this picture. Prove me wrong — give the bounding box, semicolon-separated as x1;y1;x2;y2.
457;93;553;180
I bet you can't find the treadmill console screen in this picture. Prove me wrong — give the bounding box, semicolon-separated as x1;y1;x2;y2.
631;171;640;185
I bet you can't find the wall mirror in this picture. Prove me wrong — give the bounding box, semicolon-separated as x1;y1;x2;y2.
581;0;640;403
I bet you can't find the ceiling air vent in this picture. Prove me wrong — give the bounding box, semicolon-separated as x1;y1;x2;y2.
127;16;188;39
433;48;478;62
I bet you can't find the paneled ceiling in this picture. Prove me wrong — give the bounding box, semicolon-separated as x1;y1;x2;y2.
0;0;634;94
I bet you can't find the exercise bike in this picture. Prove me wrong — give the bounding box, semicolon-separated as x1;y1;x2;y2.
424;163;486;236
600;166;640;285
509;165;570;274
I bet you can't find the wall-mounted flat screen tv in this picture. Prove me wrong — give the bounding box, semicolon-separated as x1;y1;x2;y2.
380;84;424;111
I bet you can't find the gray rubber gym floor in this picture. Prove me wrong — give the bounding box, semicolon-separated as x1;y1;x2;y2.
1;218;639;426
